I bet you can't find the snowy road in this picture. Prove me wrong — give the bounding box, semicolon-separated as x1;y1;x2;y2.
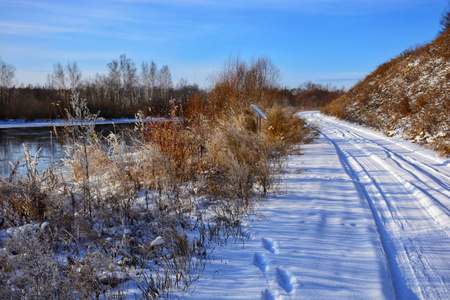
186;112;450;300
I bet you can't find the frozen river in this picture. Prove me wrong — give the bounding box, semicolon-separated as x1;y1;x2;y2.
0;121;135;178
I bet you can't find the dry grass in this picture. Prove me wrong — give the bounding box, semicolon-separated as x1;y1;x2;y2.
203;123;268;201
262;104;309;152
0;56;314;297
322;28;450;156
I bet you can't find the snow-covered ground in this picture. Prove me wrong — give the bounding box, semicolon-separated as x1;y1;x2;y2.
184;111;450;299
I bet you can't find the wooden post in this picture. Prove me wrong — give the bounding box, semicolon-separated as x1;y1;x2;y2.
250;104;267;134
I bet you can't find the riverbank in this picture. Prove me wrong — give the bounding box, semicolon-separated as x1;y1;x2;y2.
0;96;312;298
0;118;140;129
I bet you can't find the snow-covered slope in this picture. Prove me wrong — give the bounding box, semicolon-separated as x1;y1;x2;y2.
185;112;450;299
324;28;450;156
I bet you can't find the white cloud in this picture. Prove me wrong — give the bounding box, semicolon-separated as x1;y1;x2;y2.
281;70;367;89
0;22;81;36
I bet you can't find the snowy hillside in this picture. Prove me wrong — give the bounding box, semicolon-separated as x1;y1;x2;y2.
323;28;450;156
186;112;450;299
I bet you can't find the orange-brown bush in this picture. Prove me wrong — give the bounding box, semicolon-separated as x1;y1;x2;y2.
202;123;270;200
141;105;207;186
262;104;309;151
134;57;312;212
0;56;315;298
0;180;47;223
321;96;347;120
70;144;110;181
207;56;281;122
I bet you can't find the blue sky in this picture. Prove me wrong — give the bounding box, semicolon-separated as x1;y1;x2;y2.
0;0;447;89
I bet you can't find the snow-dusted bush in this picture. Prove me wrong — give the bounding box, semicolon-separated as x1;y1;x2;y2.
0;224;119;299
0;57;314;298
0;144;56;224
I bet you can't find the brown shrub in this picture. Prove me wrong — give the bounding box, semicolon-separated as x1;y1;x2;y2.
70;144;110;181
142;119;205;184
262;104;307;151
203;122;272;201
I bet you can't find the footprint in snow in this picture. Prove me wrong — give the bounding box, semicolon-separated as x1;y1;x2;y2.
261;237;279;254
253;253;268;273
276;267;296;294
261;288;275;300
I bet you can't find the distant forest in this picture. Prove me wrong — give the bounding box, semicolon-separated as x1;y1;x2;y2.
0;55;344;120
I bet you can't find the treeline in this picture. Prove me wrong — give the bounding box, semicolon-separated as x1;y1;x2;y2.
287;81;345;110
0;82;201;120
0;55;344;120
0;54;201;120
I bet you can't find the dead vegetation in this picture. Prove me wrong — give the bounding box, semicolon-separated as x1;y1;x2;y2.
322;28;450;156
0;56;314;298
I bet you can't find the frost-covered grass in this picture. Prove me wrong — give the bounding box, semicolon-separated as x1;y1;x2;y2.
185;112;450;299
0;92;314;299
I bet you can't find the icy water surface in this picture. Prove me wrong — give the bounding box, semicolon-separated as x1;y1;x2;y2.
0;123;134;178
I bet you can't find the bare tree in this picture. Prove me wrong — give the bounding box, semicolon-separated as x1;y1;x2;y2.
176;78;188;90
45;73;55;89
440;3;450;34
141;61;150;102
119;54;138;109
0;57;16;104
208;55;282;116
90;73;109;104
0;57;16;88
175;78;200;103
107;54;138;111
251;56;280;90
65;61;82;90
107;59;121;104
52;63;66;90
141;60;159;103
159;64;172;102
149;60;158;100
213;55;280;99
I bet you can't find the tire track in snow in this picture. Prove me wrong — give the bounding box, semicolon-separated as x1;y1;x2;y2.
336;128;450;237
319;129;417;300
340;126;450;191
341;127;450;225
325;115;450;220
328;117;450;230
380;149;450;192
307;112;450;299
319;111;450;166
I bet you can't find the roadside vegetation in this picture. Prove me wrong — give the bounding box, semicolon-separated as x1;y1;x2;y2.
0;53;343;121
0;56;321;298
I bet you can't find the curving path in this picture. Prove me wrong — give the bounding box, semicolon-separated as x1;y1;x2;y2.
307;111;450;299
185;111;450;300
